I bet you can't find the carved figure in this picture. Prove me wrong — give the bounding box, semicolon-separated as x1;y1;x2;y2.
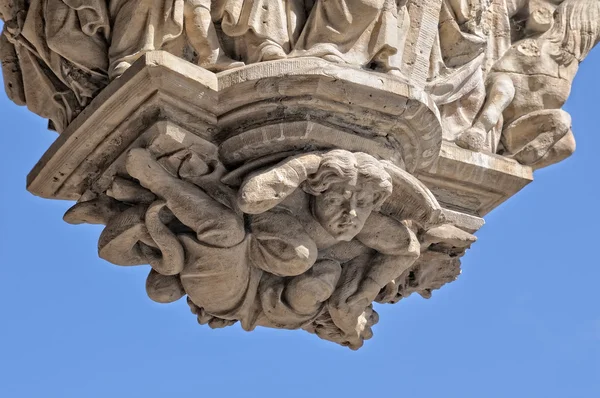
216;0;309;63
456;0;600;169
377;224;477;304
237;150;430;348
290;0;409;74
109;0;243;78
3;0;595;352
114;149;357;333
0;0;110;131
185;0;246;70
427;1;523;141
69;146;439;349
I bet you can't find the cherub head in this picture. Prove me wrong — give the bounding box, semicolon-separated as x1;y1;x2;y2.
238;150;394;239
303;150;392;241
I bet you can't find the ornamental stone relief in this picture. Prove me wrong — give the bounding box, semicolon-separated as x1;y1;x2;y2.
1;0;598;349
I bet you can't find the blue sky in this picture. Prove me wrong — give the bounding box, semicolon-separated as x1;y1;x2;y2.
1;48;599;398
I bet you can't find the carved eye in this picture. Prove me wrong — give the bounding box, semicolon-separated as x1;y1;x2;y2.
327;197;343;205
356;193;375;208
356;200;370;208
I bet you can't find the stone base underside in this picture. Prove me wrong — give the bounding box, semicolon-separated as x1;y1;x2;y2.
27;53;532;349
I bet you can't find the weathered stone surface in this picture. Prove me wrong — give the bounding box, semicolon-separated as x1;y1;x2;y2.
2;0;598;349
417;143;532;216
26;53;442;199
450;0;599;169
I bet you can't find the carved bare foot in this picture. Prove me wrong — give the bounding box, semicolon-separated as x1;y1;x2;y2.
260;44;287;61
530;131;576;170
343;306;379;350
359;306;379;340
456;127;487;151
202;55;245;72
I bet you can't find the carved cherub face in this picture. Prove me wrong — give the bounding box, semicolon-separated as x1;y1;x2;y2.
312;179;379;241
305;150;393;242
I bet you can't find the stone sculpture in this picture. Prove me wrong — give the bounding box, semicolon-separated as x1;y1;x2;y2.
0;0;110;131
109;0;247;78
290;0;410;74
1;0;598;348
217;0;308;63
64;142;455;349
457;0;600;169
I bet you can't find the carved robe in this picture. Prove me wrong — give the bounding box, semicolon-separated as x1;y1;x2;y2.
108;0;185;76
214;0;308;63
2;0;110;131
427;0;524;140
290;0;404;71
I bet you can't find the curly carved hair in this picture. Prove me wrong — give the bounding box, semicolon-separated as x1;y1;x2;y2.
547;0;600;65
303;150;393;209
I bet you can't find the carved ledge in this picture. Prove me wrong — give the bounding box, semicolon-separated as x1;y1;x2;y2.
29;53;445;200
4;0;597;350
417;143;533;217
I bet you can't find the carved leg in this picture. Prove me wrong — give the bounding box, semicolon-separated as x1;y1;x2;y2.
108;0;145;79
502;109;572;166
326;253;378;348
306;305;379;350
125;148;245;248
456;73;515;151
179;234;252;319
256;260;340;329
184;0;244;71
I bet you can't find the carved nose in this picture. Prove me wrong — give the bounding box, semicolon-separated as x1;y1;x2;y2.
349;209;357;218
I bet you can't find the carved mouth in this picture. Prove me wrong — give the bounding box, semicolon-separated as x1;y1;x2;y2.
336;222;355;229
